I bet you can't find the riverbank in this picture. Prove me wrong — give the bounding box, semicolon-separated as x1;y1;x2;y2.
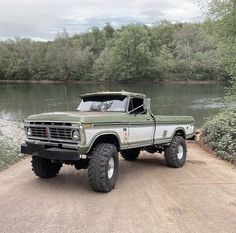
0;120;25;170
195;131;233;166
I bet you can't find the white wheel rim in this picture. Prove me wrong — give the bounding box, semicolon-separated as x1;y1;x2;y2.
108;157;115;179
177;145;184;160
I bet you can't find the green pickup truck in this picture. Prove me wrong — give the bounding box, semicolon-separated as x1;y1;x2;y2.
21;91;195;192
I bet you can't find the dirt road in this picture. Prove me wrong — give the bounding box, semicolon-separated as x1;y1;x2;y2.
0;142;235;233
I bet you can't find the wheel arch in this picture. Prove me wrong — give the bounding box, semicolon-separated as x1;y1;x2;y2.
87;132;121;153
173;127;186;139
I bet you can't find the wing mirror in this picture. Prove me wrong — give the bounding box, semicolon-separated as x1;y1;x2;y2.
144;98;150;110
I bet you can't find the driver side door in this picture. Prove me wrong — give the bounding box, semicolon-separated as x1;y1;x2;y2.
127;97;154;148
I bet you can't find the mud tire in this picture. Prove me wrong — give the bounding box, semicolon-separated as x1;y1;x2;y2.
88;143;119;192
31;155;62;178
164;136;187;168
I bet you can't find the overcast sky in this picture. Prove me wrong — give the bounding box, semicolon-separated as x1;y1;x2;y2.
0;0;202;40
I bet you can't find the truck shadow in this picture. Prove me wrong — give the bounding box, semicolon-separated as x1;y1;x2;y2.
32;169;92;194
133;155;166;166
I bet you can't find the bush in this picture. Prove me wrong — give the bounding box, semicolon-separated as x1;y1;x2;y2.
202;110;236;163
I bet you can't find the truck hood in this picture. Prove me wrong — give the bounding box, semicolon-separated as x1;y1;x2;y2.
26;111;128;124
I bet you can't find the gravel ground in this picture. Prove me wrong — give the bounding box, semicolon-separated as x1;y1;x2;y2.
0;120;25;147
0;142;235;233
0;120;25;169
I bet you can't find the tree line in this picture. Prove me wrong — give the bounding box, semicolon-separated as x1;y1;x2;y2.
202;0;236;164
0;5;234;82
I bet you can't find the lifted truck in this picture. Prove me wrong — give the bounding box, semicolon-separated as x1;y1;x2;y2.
21;91;195;192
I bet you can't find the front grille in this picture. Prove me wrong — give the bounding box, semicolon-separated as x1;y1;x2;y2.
49;128;72;140
27;123;74;141
31;127;47;138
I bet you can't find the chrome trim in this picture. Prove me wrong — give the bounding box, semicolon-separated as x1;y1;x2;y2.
26;139;57;146
26;139;79;150
79;126;86;145
25;124;75;129
156;122;194;125
24;120;81;124
70;129;80;141
27;136;78;144
93;122;154;126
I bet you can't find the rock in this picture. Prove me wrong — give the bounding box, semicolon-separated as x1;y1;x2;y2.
194;129;204;141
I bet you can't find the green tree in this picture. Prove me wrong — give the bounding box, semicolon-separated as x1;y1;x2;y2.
103;23;115;40
202;0;236;163
0;20;233;82
93;24;159;81
208;0;236;102
148;20;177;53
174;23;219;79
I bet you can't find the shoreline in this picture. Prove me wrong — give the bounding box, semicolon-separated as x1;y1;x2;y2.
196;140;236;167
0;79;225;85
195;129;236;166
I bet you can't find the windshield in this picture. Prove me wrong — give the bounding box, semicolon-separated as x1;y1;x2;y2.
77;95;128;112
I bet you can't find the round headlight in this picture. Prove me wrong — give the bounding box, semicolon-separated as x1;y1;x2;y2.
27;127;32;136
71;129;80;141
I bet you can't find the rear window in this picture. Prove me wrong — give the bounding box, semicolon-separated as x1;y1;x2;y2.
77;95;128;112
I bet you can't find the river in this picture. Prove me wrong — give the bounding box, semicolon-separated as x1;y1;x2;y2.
0;82;225;128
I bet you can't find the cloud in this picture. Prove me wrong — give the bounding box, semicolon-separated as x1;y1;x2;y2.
0;0;202;40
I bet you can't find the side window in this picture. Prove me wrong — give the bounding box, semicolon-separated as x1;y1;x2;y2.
128;98;146;114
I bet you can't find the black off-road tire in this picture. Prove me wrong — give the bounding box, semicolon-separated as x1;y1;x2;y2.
120;148;140;161
164;136;187;168
88;143;119;193
31;155;62;178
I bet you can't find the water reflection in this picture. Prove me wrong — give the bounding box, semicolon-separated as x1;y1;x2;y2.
0;82;226;127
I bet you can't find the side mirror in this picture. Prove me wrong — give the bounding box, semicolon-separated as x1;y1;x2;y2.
143;98;151;110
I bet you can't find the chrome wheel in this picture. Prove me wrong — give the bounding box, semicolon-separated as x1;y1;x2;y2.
177;145;184;160
108;157;115;179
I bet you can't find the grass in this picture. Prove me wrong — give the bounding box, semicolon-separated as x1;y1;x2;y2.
0;141;22;171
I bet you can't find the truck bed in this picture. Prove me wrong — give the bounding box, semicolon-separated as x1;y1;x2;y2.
154;115;195;124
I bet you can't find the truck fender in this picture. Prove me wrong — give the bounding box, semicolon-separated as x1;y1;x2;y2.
86;131;122;153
